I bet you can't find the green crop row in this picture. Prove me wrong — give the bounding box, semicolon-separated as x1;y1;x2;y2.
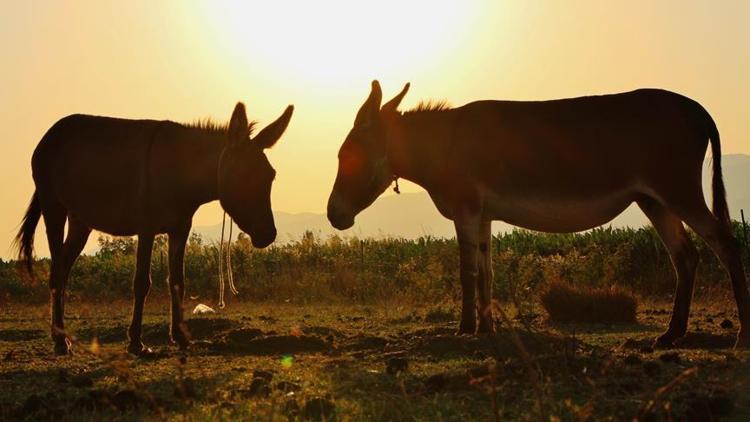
2;222;748;305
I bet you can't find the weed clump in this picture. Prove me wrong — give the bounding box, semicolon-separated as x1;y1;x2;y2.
424;305;455;323
540;281;637;324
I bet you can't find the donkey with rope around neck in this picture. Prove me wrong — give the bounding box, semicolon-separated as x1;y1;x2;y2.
15;102;293;355
328;80;750;349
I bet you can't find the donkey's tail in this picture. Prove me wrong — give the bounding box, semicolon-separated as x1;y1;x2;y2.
705;111;731;229
14;191;41;277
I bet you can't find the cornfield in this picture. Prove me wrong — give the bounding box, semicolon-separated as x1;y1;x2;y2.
2;223;748;305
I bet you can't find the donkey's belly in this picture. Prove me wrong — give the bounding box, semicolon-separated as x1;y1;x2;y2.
481;186;636;233
56;177;147;236
65;196;187;236
66;203;141;236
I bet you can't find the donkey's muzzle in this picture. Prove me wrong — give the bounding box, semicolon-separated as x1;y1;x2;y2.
327;192;355;230
328;212;354;230
251;229;276;248
236;219;276;249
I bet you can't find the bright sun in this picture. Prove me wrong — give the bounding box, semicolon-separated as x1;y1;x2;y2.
201;1;474;86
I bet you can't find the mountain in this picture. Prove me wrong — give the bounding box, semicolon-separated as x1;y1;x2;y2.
193;193;461;243
192;154;750;243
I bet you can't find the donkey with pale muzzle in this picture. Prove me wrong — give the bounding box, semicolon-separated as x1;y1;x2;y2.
328;80;750;348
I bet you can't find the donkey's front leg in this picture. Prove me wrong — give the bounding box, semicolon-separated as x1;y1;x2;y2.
127;233;155;355
455;214;481;334
168;225;190;350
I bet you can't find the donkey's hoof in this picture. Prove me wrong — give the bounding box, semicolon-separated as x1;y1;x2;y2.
127;342;154;357
53;341;71;356
456;321;476;335
653;334;677;349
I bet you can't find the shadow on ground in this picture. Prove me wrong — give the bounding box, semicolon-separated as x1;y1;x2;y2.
1;304;747;421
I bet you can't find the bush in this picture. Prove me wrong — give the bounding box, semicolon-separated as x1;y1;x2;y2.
540;281;638;324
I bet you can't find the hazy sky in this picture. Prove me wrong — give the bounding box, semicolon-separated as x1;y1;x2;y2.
2;1;749;259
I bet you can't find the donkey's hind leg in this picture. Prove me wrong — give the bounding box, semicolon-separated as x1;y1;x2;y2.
127;233;154;356
42;200;67;355
638;198;698;348
54;218;91;355
675;202;750;348
43;203;91;355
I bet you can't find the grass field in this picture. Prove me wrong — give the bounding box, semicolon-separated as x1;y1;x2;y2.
1;296;748;421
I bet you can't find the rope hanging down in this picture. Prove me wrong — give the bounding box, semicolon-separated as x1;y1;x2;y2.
227;218;238;295
217;212;238;308
218;213;225;308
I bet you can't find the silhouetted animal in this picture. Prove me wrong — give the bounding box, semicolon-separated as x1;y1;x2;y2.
15;102;293;355
328;81;749;348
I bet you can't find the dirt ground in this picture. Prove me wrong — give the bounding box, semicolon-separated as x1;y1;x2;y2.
0;298;748;421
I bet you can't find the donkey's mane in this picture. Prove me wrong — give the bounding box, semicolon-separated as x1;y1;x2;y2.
404;100;452;114
184;118;258;136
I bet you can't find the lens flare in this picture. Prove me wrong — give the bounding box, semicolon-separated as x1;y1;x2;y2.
281;354;294;369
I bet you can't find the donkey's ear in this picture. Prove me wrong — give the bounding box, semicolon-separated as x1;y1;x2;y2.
354;80;382;127
254;105;294;149
228;102;250;146
381;82;410;113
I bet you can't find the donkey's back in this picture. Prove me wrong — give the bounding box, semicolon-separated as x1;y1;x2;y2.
456;88;711;155
34;114;164;172
32;115;172;235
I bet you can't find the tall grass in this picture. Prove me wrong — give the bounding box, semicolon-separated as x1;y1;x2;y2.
1;223;748;305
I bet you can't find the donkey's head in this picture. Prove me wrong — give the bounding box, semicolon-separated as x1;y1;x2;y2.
328;80;409;230
219;102;293;248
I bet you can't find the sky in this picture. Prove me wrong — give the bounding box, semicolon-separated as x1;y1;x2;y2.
1;0;749;259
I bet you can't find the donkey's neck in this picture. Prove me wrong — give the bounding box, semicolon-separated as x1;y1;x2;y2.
384;110;456;191
182;128;226;206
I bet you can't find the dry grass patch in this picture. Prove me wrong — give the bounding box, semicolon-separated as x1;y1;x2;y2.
541;281;638;324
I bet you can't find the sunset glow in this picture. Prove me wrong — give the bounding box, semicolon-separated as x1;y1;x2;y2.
1;1;749;258
201;1;473;85
4;3;750;414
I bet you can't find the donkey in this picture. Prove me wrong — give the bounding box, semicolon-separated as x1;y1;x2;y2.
15;102;293;355
328;81;750;348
